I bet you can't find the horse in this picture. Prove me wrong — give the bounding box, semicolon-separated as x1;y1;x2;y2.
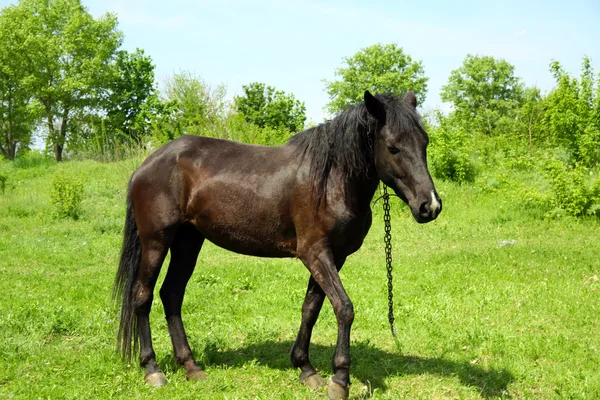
113;91;441;399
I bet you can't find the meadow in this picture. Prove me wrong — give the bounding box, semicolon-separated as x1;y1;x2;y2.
0;155;599;399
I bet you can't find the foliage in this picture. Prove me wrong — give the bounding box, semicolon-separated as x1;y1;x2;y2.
148;74;302;148
543;56;600;167
0;5;42;159
234;82;306;133
429;113;476;183
162;71;228;138
50;170;84;219
5;0;122;161
12;149;55;169
68;49;166;161
103;49;158;143
324;43;428;114
543;158;600;217
514;86;546;149
225;112;291;146
441;55;523;136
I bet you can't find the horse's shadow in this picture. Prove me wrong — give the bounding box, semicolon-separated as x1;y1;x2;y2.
194;339;512;398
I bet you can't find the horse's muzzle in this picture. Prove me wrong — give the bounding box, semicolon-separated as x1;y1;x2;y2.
414;190;442;223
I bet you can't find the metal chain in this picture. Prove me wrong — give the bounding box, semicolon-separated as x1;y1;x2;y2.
382;185;396;336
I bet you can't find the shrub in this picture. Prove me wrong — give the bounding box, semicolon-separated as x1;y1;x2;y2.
50;171;84;219
12;150;54;169
543;158;600;217
429;122;476;184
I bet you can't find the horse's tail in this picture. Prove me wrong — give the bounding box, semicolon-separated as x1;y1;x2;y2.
113;185;141;362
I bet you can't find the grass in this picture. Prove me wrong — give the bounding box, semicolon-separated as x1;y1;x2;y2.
0;156;599;399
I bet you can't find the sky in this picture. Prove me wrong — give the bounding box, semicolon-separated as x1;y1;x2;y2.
2;0;599;122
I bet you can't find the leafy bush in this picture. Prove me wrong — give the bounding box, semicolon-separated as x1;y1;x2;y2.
543;158;600;217
429;116;476;184
226;113;291;146
235;82;306;133
543;57;600;167
12;150;54;169
50;171;84;219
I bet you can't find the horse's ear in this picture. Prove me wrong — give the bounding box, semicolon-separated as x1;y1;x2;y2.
404;91;417;109
364;90;386;121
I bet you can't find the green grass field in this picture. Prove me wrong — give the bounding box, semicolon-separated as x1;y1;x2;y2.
0;157;599;399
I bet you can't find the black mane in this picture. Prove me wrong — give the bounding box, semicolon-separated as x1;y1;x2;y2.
288;93;422;200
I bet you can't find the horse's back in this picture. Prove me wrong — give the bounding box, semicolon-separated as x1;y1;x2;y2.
130;135;302;257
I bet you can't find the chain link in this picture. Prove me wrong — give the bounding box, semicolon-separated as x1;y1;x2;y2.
382;185;396;336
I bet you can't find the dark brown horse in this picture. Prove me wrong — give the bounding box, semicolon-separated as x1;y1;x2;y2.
114;91;441;399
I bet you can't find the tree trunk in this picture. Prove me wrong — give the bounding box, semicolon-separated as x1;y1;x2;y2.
55;105;69;162
0;92;16;160
44;102;59;161
9;139;16;160
54;143;63;162
0;120;9;159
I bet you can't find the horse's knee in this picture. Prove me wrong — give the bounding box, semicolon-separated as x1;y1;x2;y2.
336;301;354;326
333;351;351;371
290;344;307;368
133;283;154;314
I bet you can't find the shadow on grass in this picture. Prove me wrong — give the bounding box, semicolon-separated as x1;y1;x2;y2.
202;340;512;398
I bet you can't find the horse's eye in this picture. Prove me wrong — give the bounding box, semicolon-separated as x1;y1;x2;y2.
388;146;400;155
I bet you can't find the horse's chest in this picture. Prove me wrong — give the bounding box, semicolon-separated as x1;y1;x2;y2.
329;209;373;255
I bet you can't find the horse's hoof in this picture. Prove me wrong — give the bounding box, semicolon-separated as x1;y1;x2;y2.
186;368;208;381
145;372;168;387
301;372;327;389
327;378;349;400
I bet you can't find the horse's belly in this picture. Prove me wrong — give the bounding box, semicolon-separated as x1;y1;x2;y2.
189;196;297;258
201;222;296;257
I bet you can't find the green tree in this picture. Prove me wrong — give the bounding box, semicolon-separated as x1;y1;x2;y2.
543;56;600;166
234;82;306;133
104;49;157;142
441;54;523;136
0;4;41;159
516;86;546;151
323;43;428;114
11;0;122;161
164;71;227;138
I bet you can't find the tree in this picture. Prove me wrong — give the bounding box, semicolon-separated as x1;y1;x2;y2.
441;55;523;136
0;4;41;159
516;86;546;151
234;82;306;133
104;49;157;143
543;56;600;166
323;43;428;114
11;0;122;161
164;71;228;138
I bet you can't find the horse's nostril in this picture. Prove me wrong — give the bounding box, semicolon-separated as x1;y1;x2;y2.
419;202;430;216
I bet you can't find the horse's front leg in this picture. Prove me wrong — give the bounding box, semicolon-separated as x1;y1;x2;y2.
300;245;353;400
291;255;347;390
291;276;327;389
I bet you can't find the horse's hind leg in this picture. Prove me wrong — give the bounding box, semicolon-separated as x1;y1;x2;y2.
160;224;206;381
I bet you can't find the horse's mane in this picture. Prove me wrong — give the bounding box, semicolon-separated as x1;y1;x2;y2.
288;93;423;200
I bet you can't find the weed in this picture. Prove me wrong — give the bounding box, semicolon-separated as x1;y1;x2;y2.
50;170;85;219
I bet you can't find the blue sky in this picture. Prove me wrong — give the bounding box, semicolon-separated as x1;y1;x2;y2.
3;0;599;122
